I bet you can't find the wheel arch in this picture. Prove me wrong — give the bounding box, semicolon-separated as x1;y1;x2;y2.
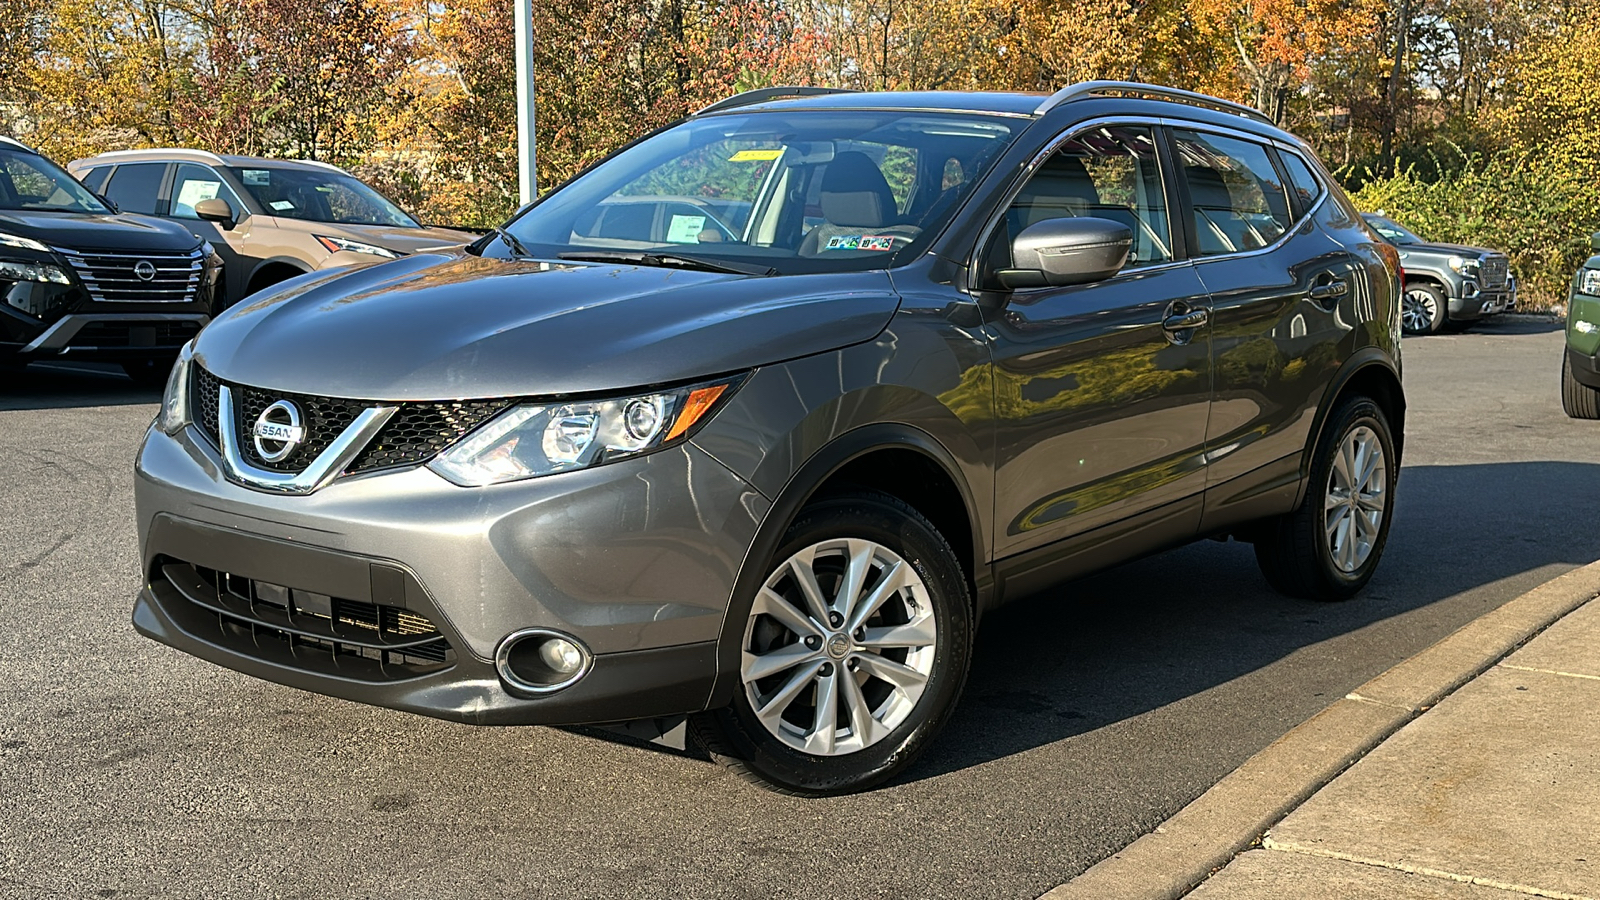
705;423;990;708
245;257;311;296
1295;351;1406;508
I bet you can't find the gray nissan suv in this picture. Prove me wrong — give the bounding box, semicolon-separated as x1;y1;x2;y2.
133;82;1405;795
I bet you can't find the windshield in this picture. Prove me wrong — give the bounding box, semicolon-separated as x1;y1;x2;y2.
1364;214;1421;245
226;165;418;227
494;110;1019;275
0;147;109;214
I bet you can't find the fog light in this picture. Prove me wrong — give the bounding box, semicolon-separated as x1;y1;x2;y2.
539;637;584;675
495;628;593;694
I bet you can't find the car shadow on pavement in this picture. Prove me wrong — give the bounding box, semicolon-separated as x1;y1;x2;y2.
901;460;1600;783
0;362;159;410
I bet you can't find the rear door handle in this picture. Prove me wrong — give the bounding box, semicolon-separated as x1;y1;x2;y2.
1310;280;1349;301
1162;308;1210;332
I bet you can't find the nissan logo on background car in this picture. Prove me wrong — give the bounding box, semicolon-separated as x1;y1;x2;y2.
252;400;305;462
133;260;157;281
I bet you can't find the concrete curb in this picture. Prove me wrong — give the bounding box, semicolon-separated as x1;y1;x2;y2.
1038;560;1600;900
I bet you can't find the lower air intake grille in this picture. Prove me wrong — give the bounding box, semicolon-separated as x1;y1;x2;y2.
157;560;455;680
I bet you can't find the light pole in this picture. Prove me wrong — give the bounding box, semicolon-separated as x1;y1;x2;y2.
514;0;538;204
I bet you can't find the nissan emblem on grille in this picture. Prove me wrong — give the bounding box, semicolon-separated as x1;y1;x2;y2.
253;400;306;463
133;260;157;281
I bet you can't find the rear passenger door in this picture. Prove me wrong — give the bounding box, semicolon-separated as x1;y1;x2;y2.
1170;127;1363;530
985;123;1213;558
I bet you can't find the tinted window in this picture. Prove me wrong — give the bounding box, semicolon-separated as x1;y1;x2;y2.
1173;130;1292;256
170;163;245;220
1280;151;1324;211
80;166;110;193
104;163;167;215
0;148;109;214
994;124;1172;270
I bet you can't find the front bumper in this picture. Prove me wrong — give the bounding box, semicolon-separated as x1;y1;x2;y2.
1448;277;1516;320
134;422;769;725
0;310;209;360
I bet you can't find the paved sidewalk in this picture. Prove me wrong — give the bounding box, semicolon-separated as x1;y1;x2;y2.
1188;595;1600;899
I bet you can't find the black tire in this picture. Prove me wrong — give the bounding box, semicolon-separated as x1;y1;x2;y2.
1401;283;1447;335
1561;354;1600;419
121;357;178;388
1255;395;1397;601
691;489;973;796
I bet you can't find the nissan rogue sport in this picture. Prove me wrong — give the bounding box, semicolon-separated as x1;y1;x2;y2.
132;82;1405;795
1;137;221;382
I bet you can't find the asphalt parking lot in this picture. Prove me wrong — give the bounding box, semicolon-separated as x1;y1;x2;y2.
3;317;1597;900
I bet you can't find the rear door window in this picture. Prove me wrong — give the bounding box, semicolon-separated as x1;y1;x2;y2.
79;166;110;193
1172;130;1292;256
1279;151;1325;213
103;163;167;215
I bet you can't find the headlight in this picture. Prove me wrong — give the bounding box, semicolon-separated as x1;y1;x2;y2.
1580;268;1600;297
155;342;194;435
429;375;745;486
0;231;50;253
1448;256;1480;274
314;235;404;259
0;258;70;284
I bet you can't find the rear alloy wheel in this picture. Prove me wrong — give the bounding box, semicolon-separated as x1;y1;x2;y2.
1255;396;1396;601
1401;283;1447;335
1562;354;1600;419
692;490;971;796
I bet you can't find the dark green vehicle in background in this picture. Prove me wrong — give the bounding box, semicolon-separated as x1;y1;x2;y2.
1562;233;1600;418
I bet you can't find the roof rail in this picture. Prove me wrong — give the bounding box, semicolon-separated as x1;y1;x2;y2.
696;86;859;116
1036;81;1273;125
0;136;36;153
84;147;229;166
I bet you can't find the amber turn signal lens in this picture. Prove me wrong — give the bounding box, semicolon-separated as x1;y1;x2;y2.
666;383;729;442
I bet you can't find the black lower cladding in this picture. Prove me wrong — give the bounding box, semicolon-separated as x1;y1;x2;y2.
134;514;721;725
188;364;508;474
71;320;202;349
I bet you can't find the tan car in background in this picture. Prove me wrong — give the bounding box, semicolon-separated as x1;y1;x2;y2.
67;150;476;307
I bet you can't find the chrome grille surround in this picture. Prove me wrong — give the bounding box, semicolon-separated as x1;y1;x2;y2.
53;245;205;303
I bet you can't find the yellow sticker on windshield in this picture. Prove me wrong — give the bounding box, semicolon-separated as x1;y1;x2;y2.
729;149;784;162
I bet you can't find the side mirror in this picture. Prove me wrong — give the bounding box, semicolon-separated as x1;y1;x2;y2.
194;198;237;231
97;193;119;213
1589;231;1600;252
998;217;1133;290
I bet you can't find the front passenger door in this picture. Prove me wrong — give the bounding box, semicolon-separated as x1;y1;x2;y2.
169;163;255;306
985;123;1213;559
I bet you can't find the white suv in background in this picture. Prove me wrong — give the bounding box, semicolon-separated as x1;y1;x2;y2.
69;150;476;307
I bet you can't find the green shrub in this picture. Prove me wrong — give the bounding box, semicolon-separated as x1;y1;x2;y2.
1348;143;1600;309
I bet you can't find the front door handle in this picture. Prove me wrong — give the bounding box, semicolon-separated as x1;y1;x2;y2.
1162;308;1210;332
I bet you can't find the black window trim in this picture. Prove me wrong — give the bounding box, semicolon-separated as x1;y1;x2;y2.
169;161;250;225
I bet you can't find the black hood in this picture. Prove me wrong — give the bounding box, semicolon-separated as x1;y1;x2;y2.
0;210;205;252
194;251;903;400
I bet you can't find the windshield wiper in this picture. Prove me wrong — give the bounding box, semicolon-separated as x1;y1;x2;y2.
493;226;532;259
558;250;776;277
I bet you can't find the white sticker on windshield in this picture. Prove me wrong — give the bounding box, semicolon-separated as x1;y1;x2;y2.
242;170;270;186
666;214;706;244
269;200;296;212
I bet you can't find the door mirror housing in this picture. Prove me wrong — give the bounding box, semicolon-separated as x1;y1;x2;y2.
194;198;237;230
998;217;1133;290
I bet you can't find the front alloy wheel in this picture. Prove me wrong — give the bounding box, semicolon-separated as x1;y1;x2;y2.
1401;284;1446;335
693;490;971;795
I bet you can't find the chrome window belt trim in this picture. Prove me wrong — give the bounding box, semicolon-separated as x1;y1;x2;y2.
215;385;396;495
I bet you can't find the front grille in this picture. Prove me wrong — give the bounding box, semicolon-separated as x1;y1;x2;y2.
1481;256;1509;288
54;245;204;304
157;560;455;680
69;320;202;348
348;400;509;473
233;382;365;472
188;364;509;475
